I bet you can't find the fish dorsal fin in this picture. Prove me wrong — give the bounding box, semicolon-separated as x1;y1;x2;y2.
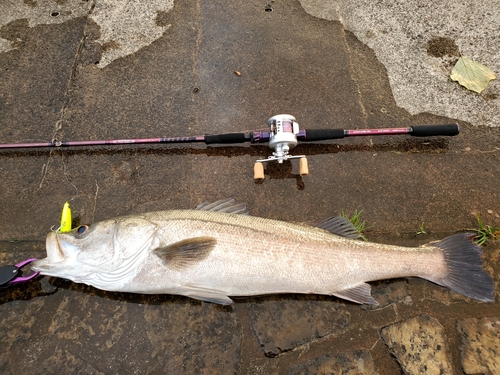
180;283;233;305
314;216;361;239
154;237;216;270
195;198;249;215
331;283;378;305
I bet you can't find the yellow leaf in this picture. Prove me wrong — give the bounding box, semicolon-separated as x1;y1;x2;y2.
450;56;496;93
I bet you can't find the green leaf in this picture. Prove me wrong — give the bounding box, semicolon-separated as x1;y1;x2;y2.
450;56;496;93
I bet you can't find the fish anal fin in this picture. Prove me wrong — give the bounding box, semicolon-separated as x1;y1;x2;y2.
154;236;216;270
332;283;378;305
180;284;233;305
314;216;361;239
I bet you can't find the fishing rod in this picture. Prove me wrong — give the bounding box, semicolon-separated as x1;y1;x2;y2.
0;114;459;180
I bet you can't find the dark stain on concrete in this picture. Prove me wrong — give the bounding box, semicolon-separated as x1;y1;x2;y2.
23;0;37;6
426;36;460;58
155;10;173;27
0;19;30;47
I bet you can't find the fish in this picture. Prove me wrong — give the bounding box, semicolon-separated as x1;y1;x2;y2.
31;198;495;305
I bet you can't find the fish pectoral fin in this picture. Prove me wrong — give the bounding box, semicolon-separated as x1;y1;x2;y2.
332;283;378;305
180;284;233;305
154;236;216;270
314;216;361;239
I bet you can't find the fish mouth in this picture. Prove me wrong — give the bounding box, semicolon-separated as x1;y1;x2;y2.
30;258;51;272
30;231;68;274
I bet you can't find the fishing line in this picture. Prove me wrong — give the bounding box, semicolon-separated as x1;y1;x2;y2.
38;159;50;190
61;153;79;202
91;180;99;225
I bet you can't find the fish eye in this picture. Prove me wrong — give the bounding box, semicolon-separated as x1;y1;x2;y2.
75;225;90;237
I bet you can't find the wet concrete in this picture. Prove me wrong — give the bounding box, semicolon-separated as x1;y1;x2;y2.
1;0;499;374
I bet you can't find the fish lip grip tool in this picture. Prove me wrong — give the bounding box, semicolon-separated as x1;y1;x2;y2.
0;202;71;289
0;258;39;288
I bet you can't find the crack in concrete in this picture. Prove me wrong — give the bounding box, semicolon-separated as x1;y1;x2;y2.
39;4;96;191
52;30;85;140
189;0;202;207
338;24;368;128
191;0;202;125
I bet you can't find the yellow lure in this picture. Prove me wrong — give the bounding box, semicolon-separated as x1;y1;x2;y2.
59;202;72;232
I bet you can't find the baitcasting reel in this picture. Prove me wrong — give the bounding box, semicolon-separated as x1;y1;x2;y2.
253;115;308;180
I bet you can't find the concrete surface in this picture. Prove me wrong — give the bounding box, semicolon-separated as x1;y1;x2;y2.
1;0;499;374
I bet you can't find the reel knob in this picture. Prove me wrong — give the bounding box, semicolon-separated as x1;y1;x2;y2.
254;162;265;180
299;157;309;176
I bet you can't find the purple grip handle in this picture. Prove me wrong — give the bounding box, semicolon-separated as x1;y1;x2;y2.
9;258;39;284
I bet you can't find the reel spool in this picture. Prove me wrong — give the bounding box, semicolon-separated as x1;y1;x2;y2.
254;114;308;180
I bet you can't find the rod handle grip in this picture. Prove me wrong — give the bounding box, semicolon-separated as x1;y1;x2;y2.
410;124;459;137
204;133;247;144
301;129;346;141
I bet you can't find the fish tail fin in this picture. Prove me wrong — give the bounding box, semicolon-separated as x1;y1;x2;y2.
425;233;494;302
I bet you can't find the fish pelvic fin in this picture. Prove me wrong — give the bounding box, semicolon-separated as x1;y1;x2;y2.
332;283;378;305
425;233;495;302
154;236;216;270
180;284;233;305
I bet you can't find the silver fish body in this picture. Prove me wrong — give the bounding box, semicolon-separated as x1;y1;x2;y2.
31;199;494;305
